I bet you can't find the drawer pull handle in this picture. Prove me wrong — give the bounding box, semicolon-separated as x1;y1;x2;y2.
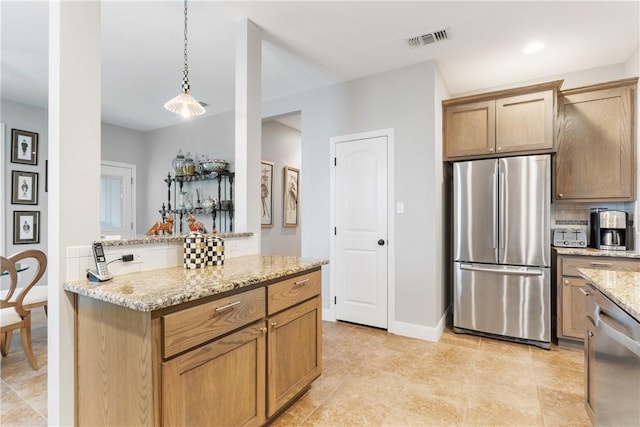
259;327;267;333
579;288;590;296
215;301;241;313
590;262;612;267
293;279;310;288
564;279;571;285
271;321;278;327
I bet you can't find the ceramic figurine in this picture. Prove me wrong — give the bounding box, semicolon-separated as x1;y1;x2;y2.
145;214;175;236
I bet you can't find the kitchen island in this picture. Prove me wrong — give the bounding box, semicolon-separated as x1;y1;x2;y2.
64;254;327;426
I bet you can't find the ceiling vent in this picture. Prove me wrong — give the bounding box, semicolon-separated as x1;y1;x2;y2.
407;29;448;48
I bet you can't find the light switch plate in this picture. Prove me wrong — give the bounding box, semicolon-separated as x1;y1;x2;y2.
396;202;405;214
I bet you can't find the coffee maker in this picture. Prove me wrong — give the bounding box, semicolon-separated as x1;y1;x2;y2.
590;210;629;251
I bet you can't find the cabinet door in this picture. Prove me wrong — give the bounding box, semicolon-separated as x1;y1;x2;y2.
496;90;554;153
267;296;322;417
555;84;636;201
162;322;266;427
561;276;588;340
445;100;496;159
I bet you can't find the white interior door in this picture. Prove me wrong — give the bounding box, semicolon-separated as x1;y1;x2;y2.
100;161;135;238
335;136;388;329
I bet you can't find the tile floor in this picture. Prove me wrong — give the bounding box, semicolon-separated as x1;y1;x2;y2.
1;310;590;426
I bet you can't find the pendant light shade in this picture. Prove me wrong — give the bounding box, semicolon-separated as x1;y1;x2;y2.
165;0;205;118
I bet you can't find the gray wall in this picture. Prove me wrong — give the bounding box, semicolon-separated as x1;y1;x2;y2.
101;122;147;234
142;111;236;234
2;99;49;257
263;60;446;327
261;119;301;256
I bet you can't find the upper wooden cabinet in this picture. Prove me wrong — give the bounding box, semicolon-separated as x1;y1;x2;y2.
443;81;560;160
555;78;637;202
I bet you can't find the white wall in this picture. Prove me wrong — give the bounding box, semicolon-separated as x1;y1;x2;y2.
1;100;49;258
261;119;301;256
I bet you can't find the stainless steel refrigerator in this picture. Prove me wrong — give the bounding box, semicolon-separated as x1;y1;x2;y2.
453;154;551;349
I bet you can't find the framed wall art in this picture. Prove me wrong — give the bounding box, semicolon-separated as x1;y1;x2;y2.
13;211;40;244
261;160;274;227
11;129;39;165
283;166;300;227
11;170;38;205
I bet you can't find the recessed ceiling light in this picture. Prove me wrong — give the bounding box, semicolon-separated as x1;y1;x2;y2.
523;42;545;54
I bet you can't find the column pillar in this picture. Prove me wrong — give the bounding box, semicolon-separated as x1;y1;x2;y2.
234;18;262;250
48;2;101;424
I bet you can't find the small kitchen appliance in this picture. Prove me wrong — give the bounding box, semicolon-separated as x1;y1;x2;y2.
553;229;588;248
590;210;629;251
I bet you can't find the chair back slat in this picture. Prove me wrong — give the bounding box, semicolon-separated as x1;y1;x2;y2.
4;250;47;317
1;256;19;308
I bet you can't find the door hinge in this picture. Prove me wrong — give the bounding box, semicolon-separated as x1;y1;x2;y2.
334;157;337;166
131;177;133;185
334;296;337;305
334;227;336;235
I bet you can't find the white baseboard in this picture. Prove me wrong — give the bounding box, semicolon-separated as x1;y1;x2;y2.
389;307;450;342
322;308;335;322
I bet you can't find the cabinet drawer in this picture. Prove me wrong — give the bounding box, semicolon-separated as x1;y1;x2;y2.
163;287;265;358
562;256;640;276
268;271;321;315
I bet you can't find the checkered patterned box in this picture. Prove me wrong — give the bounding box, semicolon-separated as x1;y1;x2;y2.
183;233;207;269
206;236;225;266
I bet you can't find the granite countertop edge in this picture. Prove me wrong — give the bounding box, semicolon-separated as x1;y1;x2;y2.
63;255;328;312
554;247;640;259
578;268;640;322
98;232;254;247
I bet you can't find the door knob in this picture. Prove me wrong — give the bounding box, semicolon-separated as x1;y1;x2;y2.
377;239;385;246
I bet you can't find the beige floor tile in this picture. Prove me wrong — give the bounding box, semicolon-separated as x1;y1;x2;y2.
3;316;591;427
438;329;481;350
0;381;46;427
537;385;592;427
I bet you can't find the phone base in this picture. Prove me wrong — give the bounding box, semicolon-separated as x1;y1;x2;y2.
86;269;113;282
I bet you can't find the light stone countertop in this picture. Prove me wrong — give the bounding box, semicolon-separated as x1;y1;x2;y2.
97;232;254;247
554;247;640;259
63;254;328;312
578;268;640;322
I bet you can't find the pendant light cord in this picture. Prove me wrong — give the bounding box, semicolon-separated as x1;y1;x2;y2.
182;0;190;93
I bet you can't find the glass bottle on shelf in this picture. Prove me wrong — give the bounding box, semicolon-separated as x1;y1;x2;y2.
184;152;196;176
172;149;186;176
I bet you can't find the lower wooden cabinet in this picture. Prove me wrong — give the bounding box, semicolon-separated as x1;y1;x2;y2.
267;296;322;417
162;321;266;427
557;255;640;342
560;275;588;340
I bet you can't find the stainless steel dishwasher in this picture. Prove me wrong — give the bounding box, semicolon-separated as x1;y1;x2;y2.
585;284;640;426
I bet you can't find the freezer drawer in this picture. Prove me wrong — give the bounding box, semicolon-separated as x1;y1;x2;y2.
454;262;551;345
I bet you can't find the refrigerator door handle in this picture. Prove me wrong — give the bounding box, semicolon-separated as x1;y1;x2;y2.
498;168;506;252
460;263;544;276
491;171;498;251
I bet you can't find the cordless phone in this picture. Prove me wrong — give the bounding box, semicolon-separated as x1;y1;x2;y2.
87;242;113;282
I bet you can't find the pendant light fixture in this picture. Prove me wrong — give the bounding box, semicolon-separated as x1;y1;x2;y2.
164;0;205;118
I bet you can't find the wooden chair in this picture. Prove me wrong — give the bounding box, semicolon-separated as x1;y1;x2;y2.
0;250;47;370
0;270;47;316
